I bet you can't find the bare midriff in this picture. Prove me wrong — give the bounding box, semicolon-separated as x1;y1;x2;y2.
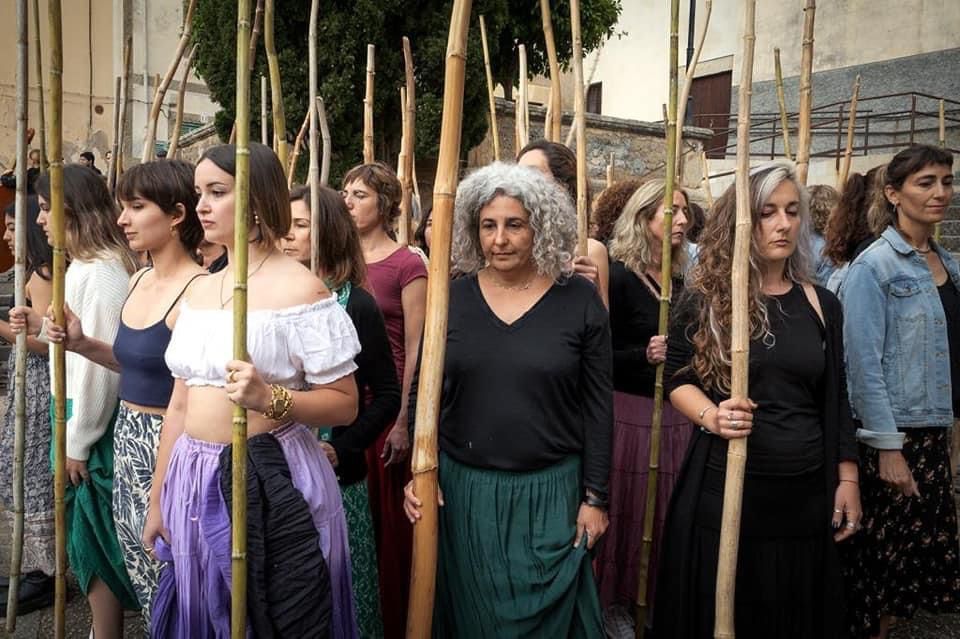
182;385;287;443
121;400;166;417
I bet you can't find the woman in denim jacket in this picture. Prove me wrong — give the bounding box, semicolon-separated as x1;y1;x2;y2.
840;144;960;639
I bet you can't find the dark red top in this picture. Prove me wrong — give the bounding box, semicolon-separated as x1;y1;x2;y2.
366;246;428;379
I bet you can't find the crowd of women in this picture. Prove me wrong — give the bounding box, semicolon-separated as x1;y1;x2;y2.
0;138;955;639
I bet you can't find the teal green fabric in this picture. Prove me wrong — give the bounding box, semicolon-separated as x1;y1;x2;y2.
49;399;139;609
434;453;603;638
341;480;384;639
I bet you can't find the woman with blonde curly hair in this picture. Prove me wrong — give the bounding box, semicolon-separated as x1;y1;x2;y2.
595;179;692;634
403;162;612;637
651;161;860;639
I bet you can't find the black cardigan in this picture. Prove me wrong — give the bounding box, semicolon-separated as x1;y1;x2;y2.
329;286;400;486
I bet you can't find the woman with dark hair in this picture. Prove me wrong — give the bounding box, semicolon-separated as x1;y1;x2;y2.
403;162;612;636
342;161;425;636
14;165;140;637
141;143;360;637
413;207;432;257
0;197;56;615
517;139;610;306
285;184;400;638
591;178;643;245
28;160;207;625
652;161;859;639
840;144;960;639
823;167;882;293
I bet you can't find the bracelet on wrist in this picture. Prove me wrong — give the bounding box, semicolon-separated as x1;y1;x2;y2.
698;404;716;424
583;491;608;511
839;479;859;485
261;384;294;421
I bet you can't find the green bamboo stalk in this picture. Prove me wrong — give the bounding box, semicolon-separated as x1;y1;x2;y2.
231;1;252;637
774;48;792;160
7;1;29;629
264;0;288;168
478;15;500;161
634;0;680;630
32;0;47;174
308;0;320;272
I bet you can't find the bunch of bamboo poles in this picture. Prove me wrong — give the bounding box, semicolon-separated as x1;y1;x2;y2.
406;1;473;636
231;1;253;637
7;0;29;630
633;0;679;632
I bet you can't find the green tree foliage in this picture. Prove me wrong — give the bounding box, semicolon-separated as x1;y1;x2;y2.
191;0;622;183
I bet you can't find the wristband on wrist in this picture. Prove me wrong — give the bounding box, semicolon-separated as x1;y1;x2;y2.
583;490;608;511
698;405;716;427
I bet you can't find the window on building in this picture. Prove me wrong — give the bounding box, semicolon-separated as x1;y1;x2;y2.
586;82;602;115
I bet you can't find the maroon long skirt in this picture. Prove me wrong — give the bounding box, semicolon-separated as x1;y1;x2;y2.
595;391;693;609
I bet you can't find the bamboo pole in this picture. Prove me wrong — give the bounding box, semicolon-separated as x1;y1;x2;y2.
260;75;269;144
398;87;409;242
308;0;320;272
32;0;47;174
634;0;680;630
231;1;252;637
674;0;712;172
715;1;756;637
398;37;417;246
540;0;562;142
142;0;197;162
774;48;792;160
7;2;29;629
564;53;602;148
168;44;197;159
364;44;376;164
699;149;714;208
570;0;588;257
318;97;331;187
115;36;131;186
606;152;614;189
248;0;263;71
837;74;860;189
937;99;945;242
47;0;67;635
516;45;529;151
406;0;472;636
478;15;500;161
107;76;121;190
288;108;310;187
264;0;288;167
795;0;816;186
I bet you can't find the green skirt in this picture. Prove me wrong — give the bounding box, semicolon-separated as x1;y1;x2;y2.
434;453;602;638
342;480;384;638
50;399;139;609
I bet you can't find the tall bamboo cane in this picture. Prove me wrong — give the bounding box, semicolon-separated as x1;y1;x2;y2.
318;97;331;186
168;44;197;159
937;98;945;242
478;15;500;161
540;0;562;142
699;149;714;208
107;76;121;189
564;52;601;147
260;75;269;144
715;1;756;637
398;36;417;246
774;48;792;160
837;74;860;189
606;153;614;189
675;0;712;172
308;0;320;272
795;0;816;186
115;36;131;187
248;0;264;71
6;1;29;630
407;1;472;636
516;45;529;150
570;0;588;257
264;0;288;167
143;0;198;162
46;0;67;635
364;44;376;164
398;87;410;241
231;2;253;637
288;108;310;187
634;0;680;632
32;0;47;174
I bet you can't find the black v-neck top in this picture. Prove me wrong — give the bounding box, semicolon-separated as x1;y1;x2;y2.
413;273;614;498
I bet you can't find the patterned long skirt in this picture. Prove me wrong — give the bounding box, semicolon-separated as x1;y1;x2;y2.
0;351;55;575
842;428;960;638
113;404;164;624
342;480;384;639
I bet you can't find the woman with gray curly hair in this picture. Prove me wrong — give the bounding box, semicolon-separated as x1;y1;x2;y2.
404;162;613;637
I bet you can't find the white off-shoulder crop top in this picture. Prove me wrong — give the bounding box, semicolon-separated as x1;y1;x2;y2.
164;296;361;389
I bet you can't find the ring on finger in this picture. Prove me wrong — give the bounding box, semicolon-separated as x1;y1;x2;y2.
226;370;237;384
845;521;856;529
730;420;740;430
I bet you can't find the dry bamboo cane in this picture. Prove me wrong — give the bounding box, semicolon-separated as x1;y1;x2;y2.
564;52;602;147
540;0;562;141
143;0;198;161
308;0;320;272
260;75;269;144
398;87;409;242
364;44;376;164
47;0;68;635
406;1;473;636
774;48;792;160
715;1;756;637
606;152;614;189
516;45;529;151
168;44;197;158
398;36;417;245
231;2;253;638
570;0;588;257
795;0;816;186
937;99;946;242
675;0;712;172
248;0;264;71
287;108;310;187
699;148;714;208
115;36;131;186
478;15;500;161
837;74;861;189
107;76;121;190
634;0;680;631
7;1;29;630
32;0;47;174
318;97;331;187
264;0;288;167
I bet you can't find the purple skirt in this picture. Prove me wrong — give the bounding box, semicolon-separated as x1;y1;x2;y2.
154;424;358;639
594;391;693;609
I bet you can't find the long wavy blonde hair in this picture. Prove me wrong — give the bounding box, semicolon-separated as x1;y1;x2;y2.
608;179;688;278
687;161;812;393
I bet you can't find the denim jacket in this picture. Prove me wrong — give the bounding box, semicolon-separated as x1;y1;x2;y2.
839;226;960;450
